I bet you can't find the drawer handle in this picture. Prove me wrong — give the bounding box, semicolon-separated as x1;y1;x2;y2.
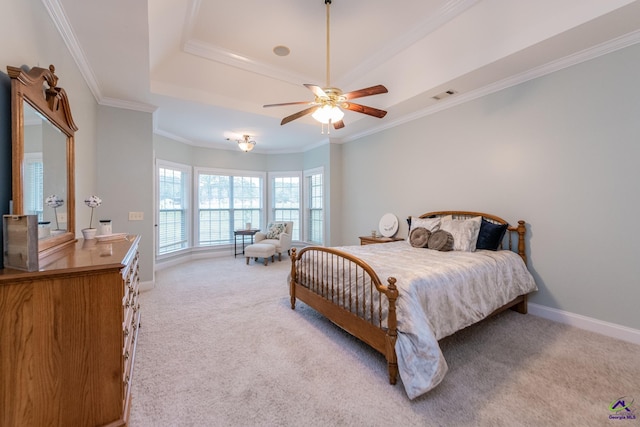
124;351;129;360
124;328;129;337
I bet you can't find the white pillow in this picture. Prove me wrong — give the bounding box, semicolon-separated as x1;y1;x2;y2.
439;216;482;252
408;216;441;245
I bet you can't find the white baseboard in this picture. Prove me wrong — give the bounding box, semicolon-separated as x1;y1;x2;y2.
528;303;640;346
154;250;230;271
139;280;155;292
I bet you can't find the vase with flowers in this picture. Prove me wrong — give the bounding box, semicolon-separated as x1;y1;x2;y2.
82;195;102;240
45;194;64;230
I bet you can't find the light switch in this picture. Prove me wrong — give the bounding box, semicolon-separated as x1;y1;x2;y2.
128;212;144;221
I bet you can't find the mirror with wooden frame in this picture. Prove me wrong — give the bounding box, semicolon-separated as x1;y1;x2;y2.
8;64;77;258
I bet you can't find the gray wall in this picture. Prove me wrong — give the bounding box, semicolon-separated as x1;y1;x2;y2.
97;106;154;282
340;43;640;330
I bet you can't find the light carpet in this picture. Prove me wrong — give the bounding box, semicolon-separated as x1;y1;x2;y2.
130;256;640;426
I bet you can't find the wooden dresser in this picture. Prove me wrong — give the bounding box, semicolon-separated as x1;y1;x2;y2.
0;235;141;427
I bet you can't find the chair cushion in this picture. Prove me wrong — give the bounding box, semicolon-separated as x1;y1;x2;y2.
266;223;286;239
245;243;276;257
259;239;282;251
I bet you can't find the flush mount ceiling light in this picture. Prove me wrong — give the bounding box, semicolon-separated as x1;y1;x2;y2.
237;135;256;152
263;0;388;134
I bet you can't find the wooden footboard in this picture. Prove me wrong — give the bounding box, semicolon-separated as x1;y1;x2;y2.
289;246;400;384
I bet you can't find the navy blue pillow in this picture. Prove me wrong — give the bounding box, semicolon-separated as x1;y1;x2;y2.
476;218;508;251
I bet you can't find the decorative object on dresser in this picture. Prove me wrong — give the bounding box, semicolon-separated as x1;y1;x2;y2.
0;235;141;426
8;64;78;259
2;214;39;271
44;195;64;230
290;211;537;399
82;195;102;240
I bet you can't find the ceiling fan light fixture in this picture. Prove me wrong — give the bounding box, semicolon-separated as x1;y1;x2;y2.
312;105;344;124
262;0;387;131
237;135;256;152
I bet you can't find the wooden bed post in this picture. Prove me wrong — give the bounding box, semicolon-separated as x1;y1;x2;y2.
517;220;527;265
385;277;399;385
289;248;297;309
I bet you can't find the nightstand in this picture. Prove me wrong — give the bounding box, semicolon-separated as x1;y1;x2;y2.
359;236;404;245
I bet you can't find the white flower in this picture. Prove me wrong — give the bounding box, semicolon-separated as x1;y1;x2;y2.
84;195;102;228
45;194;64;208
84;195;102;208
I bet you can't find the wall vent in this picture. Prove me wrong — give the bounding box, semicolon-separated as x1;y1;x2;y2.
432;90;457;100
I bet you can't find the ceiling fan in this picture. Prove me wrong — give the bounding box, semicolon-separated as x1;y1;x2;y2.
263;0;388;131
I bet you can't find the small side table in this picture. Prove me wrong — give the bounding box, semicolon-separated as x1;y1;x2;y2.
234;229;259;257
359;236;404;246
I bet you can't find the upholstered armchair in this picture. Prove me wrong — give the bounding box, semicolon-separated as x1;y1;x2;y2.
254;221;293;261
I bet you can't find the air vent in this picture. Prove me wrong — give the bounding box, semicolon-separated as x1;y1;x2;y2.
432;90;457;100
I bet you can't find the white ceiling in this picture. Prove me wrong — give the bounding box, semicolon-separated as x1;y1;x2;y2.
50;0;640;153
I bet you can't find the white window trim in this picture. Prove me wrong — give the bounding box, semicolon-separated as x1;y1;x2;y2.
193;167;267;247
303;166;324;245
268;171;302;241
156;159;192;259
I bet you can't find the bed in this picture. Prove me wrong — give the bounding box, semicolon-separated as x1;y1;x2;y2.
288;211;537;399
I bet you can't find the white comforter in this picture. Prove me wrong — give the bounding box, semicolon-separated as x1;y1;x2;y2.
333;241;537;399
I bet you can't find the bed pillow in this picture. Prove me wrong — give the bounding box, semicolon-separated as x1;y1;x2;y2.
265;222;286;239
427;230;454;251
476;218;508;251
407;217;441;244
439;216;482;252
409;227;431;248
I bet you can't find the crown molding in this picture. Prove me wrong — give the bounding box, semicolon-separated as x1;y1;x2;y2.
344;29;640;143
42;0;103;102
153;128;194;145
182;39;316;87
44;0;158;115
99;97;157;114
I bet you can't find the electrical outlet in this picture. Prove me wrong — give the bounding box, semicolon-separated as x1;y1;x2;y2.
128;211;144;221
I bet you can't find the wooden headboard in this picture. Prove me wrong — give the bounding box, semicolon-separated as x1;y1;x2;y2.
416;210;528;265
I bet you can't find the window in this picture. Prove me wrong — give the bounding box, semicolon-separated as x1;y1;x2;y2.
304;168;324;244
157;161;190;255
24;153;43;221
196;168;265;246
270;172;301;241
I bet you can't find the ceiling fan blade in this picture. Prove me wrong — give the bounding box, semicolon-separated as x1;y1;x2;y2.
304;84;328;98
263;101;311;108
333;120;345;129
342;85;388;100
342;102;387;118
281;106;319;126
